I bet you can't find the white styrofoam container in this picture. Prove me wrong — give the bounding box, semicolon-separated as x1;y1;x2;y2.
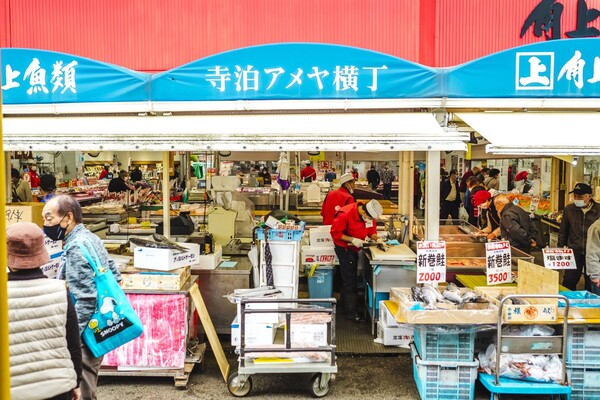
44;236;62;256
301;245;338;265
231;316;278;347
309;227;334;247
288;323;328;347
191;245;223;270
377;321;414;347
236;296;280;324
133;242;200;271
40;252;63;279
379;300;401;327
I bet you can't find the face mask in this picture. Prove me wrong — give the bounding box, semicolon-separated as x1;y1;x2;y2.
574;200;586;207
31;166;37;171
43;216;68;241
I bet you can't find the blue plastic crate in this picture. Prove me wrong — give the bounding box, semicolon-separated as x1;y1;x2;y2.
567;363;600;400
256;222;305;241
413;325;477;363
411;343;478;400
566;325;600;365
367;283;389;316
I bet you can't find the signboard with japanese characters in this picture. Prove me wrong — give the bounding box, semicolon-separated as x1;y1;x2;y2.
543;248;577;269
1;48;149;104
485;241;512;285
151;43;440;101
446;37;600;98
416;241;446;284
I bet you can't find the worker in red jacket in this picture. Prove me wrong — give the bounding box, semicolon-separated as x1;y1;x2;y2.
330;199;384;322
300;162;317;182
320;173;356;225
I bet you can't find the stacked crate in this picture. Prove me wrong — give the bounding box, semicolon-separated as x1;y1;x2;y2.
410;325;479;400
566;325;600;400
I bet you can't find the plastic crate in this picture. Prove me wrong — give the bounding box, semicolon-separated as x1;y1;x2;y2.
567;363;600;400
566;325;600;365
413;325;477;362
367;283;389;317
411;343;478;400
256;222;305;241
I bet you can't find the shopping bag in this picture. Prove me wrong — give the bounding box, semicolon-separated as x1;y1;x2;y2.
74;241;143;357
459;204;469;222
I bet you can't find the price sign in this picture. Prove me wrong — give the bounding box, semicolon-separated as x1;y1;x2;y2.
485;241;512;285
543;248;577;270
416;241;446;284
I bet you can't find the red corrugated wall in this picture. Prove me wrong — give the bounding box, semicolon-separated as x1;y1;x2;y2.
0;0;598;71
0;0;422;72
436;0;600;67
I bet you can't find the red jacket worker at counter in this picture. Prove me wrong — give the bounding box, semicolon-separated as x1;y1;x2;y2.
331;199;384;322
320;173;356;225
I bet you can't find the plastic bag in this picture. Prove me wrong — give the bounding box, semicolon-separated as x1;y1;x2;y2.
459;205;469;222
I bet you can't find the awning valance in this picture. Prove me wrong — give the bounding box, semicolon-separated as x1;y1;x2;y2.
4;113;467;152
457;112;600;155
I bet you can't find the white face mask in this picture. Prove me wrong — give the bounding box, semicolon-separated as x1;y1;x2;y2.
574;200;586;207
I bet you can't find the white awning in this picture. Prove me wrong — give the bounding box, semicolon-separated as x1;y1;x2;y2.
4;113;467;152
457;112;600;155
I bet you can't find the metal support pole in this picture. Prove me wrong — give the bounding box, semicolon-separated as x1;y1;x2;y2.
0;97;10;400
425;151;440;241
162;151;171;238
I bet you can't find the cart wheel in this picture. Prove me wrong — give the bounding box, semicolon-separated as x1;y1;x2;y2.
227;372;252;397
309;373;330;398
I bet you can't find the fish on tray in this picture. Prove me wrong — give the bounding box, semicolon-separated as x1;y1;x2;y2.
130;237;183;250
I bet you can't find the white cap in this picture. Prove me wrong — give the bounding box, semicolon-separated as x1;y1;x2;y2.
365;199;383;219
339;173;355;185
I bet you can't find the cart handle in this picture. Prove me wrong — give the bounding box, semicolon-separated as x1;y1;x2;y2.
495;294;570;386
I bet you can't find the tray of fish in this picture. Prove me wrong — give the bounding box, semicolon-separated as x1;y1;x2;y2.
390;284;499;325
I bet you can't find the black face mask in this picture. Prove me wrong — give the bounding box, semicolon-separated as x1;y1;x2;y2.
43;215;68;241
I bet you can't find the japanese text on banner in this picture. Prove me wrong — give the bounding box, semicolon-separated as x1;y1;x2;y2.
543;248;577;270
485;241;512;285
416;241;446;284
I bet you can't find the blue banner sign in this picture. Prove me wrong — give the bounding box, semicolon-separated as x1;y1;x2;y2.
0;48;149;104
151;43;440;101
445;38;600;98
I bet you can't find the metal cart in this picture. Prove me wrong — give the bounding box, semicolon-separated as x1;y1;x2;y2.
228;298;338;398
478;294;572;400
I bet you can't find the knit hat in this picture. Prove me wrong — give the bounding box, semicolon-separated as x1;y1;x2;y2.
339;173;355;185
7;222;50;270
365;199;384;219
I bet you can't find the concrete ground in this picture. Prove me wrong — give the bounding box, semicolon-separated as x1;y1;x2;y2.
97;350;561;399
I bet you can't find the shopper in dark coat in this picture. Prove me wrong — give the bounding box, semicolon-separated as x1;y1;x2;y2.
558;183;600;290
494;194;539;253
440;169;461;223
366;165;380;190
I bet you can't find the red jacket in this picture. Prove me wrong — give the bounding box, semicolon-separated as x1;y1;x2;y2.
330;202;377;251
28;171;40;189
321;187;355;225
300;166;316;181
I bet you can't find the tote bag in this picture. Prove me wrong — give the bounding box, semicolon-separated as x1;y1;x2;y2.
74;241;143;357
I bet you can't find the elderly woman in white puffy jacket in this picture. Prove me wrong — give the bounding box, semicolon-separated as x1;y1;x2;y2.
586;218;600;295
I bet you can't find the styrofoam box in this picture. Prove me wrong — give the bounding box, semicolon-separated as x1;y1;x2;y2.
236;297;280;324
379;300;400;327
231;316;277;347
191;245;223;270
288;323;328;347
377;321;413;347
301;246;338;265
309;227;334;247
133;242;200;271
40;252;63;279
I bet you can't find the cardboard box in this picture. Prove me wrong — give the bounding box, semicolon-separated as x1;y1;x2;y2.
121;266;191;291
377;321;414;346
309;227;334;247
231;317;278;347
301;245;338;265
133;242;199;271
288;323;328;347
390;287;499;325
236;297;280;324
379;300;401;327
6;203;45;228
191;245;223;270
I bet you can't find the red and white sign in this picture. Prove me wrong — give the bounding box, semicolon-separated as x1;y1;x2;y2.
485;241;512;285
416;241;446;284
543;248;577;270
